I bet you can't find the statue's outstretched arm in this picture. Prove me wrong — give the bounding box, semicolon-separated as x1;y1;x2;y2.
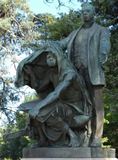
29;72;76;118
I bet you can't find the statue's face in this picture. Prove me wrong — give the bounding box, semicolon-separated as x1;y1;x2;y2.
46;53;57;67
81;6;94;22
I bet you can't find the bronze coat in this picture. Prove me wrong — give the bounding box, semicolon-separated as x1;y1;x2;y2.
59;23;111;85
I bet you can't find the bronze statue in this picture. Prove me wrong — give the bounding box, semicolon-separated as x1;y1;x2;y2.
14;42;91;147
58;2;111;147
5;3;110;149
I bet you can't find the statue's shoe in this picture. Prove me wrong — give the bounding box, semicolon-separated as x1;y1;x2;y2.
89;138;102;147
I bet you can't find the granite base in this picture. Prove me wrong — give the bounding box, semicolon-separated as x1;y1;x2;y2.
23;147;116;158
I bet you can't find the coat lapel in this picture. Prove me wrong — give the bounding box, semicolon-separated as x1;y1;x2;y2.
68;26;82;59
88;23;98;41
68;23;98;59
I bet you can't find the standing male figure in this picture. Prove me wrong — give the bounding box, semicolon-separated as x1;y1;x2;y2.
59;2;111;147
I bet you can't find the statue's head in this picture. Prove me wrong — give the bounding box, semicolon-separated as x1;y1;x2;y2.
43;41;63;68
46;52;57;67
81;2;95;23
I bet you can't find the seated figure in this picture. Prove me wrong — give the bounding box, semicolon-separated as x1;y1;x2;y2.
15;41;92;147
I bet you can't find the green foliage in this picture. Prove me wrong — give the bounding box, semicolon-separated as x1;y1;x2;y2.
103;89;118;153
105;31;118;89
47;10;81;40
0;0;31;35
33;10;81;41
24;94;39;103
15;112;28;129
0;135;29;160
0;112;29;160
32;13;56;40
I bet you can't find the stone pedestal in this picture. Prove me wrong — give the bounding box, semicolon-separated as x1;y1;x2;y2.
23;147;116;158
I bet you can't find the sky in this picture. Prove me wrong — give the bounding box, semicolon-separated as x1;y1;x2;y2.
28;0;81;17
